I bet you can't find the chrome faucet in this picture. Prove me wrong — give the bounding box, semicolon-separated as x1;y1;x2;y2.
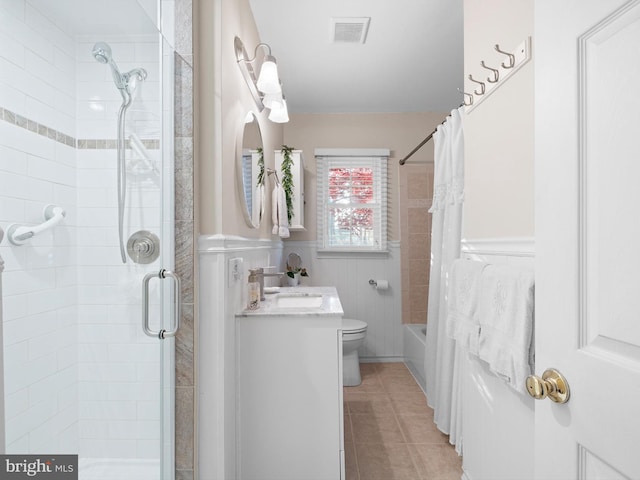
249;267;285;300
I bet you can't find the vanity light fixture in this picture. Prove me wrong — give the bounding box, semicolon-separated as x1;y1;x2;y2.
235;36;289;123
268;94;290;123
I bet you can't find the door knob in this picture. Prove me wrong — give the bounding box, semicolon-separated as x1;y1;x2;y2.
526;368;570;404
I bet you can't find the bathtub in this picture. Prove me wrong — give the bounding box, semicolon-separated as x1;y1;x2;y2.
403;324;426;392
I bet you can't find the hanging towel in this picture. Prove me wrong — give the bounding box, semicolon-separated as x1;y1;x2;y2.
477;264;535;393
446;259;488;355
272;184;290;238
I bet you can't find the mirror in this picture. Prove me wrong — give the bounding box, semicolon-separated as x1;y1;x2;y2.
237;112;265;228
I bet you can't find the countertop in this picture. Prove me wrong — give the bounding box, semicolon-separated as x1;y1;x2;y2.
236;286;344;317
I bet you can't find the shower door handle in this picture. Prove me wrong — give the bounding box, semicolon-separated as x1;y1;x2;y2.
142;269;182;339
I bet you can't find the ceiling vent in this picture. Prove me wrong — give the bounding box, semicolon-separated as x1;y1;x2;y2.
330;17;371;44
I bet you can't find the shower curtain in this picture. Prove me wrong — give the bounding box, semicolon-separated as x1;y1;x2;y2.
424;107;465;449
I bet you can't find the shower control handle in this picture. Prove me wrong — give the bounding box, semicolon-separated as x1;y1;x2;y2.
142;269;182;340
526;368;570;404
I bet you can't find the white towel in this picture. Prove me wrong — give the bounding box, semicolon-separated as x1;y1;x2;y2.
446;259;488;355
271;184;290;238
477;264;535;393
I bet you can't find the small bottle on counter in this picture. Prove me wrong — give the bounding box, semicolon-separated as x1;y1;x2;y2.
247;269;260;310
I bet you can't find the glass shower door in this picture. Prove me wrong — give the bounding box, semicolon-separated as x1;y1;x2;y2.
0;1;177;479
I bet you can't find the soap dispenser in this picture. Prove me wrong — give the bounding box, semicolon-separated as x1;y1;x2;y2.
247;269;260;310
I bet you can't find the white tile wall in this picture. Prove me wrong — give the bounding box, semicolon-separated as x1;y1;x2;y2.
0;0;165;459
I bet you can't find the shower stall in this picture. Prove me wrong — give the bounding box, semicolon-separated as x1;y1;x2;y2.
0;1;182;478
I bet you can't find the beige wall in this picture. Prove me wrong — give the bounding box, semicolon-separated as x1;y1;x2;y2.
283;112;447;242
197;0;284;236
463;0;534;238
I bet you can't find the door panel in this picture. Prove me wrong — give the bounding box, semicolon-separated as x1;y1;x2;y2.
536;1;640;478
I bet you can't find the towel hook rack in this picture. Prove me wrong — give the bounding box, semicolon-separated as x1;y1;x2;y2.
494;44;515;69
480;61;499;83
457;88;473;106
468;74;486;95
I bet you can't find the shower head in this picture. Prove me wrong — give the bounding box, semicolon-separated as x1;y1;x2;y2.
92;42;112;64
92;41;127;91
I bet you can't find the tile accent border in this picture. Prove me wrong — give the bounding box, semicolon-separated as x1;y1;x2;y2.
1;106;160;150
1;106;75;147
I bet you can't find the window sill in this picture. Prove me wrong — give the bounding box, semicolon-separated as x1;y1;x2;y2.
316;249;390;259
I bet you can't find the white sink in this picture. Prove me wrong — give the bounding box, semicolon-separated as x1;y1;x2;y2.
274;293;323;309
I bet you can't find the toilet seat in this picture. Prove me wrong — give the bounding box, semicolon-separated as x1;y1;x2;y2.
342;318;367;334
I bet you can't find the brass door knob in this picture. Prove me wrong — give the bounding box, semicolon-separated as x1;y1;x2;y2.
526;368;570;404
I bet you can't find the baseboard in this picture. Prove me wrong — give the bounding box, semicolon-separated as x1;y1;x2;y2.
360;356;405;363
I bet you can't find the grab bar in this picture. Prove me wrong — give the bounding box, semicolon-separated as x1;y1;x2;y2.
142;269;182;339
7;204;66;245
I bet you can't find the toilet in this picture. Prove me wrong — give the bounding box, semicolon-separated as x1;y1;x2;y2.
342;318;368;387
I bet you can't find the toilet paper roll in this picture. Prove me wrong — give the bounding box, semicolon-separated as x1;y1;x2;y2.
375;280;389;290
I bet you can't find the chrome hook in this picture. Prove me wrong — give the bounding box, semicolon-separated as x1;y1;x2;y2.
468;74;485;95
480;61;499;83
457;88;473;106
494;44;515;69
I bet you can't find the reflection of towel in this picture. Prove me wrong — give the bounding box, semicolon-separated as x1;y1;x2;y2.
252;184;264;225
271;184;290;238
446;259;488;355
477;264;535;393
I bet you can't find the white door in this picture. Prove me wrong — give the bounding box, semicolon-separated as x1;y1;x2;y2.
535;1;640;478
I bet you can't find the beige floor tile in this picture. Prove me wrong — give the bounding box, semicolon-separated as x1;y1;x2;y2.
346;368;385;393
408;444;463;480
346;392;395;415
381;375;423;393
351;413;406;444
345;442;359;480
356;443;421;480
389;391;432;415
396;414;449;444
375;362;411;377
344;414;353;444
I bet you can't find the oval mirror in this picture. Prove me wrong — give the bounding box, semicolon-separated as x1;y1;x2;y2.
237;112;264;228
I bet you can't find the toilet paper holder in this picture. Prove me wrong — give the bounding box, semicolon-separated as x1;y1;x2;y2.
368;279;389;290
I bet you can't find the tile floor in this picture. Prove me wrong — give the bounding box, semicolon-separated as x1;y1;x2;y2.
343;362;462;480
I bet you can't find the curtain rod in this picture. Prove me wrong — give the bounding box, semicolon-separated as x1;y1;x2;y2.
398;105;463;166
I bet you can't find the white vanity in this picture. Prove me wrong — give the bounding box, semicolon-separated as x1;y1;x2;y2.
235;287;345;480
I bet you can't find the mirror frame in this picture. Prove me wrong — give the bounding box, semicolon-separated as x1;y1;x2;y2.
236;111;265;228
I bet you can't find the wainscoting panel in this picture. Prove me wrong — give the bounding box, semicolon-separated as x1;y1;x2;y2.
283;241;403;360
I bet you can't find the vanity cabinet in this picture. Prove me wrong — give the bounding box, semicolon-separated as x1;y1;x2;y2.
236;287;344;480
275;149;305;230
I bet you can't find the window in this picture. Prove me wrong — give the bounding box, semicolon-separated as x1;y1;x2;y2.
316;148;389;252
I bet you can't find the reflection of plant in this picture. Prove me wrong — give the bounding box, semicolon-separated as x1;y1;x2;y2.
286;261;309;279
280;145;295;222
256;147;265;185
